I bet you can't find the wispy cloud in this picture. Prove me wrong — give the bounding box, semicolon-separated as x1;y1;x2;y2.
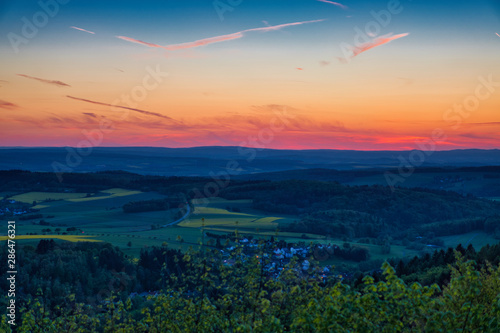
0;100;18;110
459;133;497;140
17;74;71;87
117;19;325;51
496;33;500;37
466;122;500;127
82;112;97;118
319;60;331;66
70;26;95;34
347;32;409;60
316;0;348;10
66;95;175;121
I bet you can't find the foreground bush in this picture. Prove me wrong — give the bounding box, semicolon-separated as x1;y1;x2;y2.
2;252;499;332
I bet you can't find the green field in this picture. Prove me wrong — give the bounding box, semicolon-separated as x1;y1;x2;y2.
3;193;299;256
180;198;297;235
3;188;499;262
1;188;189;255
11;191;90;203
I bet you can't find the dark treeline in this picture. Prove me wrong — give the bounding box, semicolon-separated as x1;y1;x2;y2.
18;213;43;221
0;170;214;196
122;198;186;213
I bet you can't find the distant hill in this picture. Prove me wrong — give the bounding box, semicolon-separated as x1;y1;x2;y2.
0;147;499;177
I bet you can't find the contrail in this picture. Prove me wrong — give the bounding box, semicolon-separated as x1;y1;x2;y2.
17;74;71;87
316;0;348;10
66;95;175;120
350;32;409;58
117;19;325;51
70;26;95;34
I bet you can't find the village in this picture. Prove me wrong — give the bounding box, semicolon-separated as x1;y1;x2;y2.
0;199;34;217
220;236;352;283
130;238;351;301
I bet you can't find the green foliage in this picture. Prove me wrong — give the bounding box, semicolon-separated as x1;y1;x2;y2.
4;242;500;332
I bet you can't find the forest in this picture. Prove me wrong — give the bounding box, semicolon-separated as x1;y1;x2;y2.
219;180;500;242
1;240;500;332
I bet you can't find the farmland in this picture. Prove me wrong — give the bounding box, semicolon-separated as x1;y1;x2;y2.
11;192;91;203
3;192;304;256
1;189;419;261
2;180;499;262
1;188;187;255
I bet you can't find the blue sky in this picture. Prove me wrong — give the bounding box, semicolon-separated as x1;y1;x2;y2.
1;0;499;149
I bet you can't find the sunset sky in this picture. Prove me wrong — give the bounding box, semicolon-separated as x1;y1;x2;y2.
1;0;499;150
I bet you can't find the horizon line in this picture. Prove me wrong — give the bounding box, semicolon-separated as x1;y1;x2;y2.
0;145;498;152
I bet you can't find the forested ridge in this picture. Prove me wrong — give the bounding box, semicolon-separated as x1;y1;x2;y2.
219;180;500;239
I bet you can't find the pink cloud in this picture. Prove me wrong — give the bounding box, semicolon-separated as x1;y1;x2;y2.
349;32;409;58
70;26;95;34
316;0;348;10
117;19;325;51
0;100;18;110
496;33;500;37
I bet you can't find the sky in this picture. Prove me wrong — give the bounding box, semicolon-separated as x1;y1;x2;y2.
0;0;499;150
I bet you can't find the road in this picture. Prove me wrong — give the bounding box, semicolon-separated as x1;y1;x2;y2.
128;204;191;232
162;204;191;227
